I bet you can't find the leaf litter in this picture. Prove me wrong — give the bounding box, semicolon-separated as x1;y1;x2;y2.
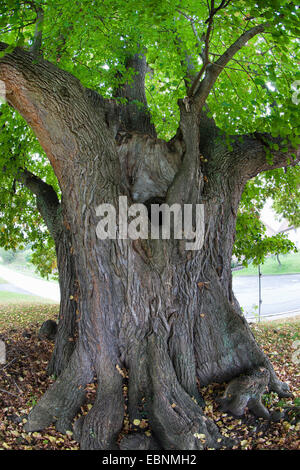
0;304;299;450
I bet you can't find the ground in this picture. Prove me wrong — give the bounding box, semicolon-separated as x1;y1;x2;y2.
233;273;300;319
0;303;299;450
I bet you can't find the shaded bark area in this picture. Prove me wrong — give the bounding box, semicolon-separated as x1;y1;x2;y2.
0;43;297;450
217;367;271;419
17;170;78;376
47;218;78;377
114;52;156;137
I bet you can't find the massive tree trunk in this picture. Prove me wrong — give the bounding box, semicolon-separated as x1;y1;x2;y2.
16;170;78;377
0;44;298;450
47;219;78;377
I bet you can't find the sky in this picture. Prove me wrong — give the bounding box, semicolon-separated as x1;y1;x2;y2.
260;198;284;232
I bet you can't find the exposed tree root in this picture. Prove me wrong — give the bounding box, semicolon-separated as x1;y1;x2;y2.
79;373;124;450
146;334;232;450
217;367;270;419
194;288;292;406
168;322;205;407
126;342;149;422
24;311;292;450
47;331;75;379
24;347;93;433
120;433;161;450
267;368;293;398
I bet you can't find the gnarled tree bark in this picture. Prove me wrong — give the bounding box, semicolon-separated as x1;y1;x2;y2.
0;41;298;450
16;169;78;377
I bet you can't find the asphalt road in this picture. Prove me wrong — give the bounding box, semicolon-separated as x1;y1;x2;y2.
0;283;33;295
0;265;60;302
233;273;300;320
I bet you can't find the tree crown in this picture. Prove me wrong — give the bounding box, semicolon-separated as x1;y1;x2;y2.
0;0;299;274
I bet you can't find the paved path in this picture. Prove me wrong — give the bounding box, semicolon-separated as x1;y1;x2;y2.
0;265;60;302
0;283;33;295
233;273;300;320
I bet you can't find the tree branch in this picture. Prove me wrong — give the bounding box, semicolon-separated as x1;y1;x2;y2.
187;0;233;98
187;0;215;97
192;23;268;107
173;32;196;91
0;42;118;188
29;6;44;57
16;168;61;240
227;133;300;181
114;50;156;136
212;24;266;72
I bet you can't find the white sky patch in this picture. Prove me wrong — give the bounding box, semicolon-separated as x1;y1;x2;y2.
260;198;282;232
0;80;6;104
266;81;276;92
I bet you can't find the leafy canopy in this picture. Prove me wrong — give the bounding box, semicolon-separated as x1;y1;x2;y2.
0;0;299;274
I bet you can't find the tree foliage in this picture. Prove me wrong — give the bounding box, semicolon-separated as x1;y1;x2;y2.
0;105;59;277
234;165;300;266
0;0;299;274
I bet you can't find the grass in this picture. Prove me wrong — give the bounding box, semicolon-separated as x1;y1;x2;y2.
0;291;55;305
0;302;58;331
233;251;300;277
259;315;300;327
0;277;8;284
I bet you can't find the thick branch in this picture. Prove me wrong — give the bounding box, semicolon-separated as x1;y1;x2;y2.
187;1;215;97
213;24;266;72
171;18;197;92
16;169;61;239
227;133;300;181
29;6;44;57
114;52;156;136
0;42;120;194
192;23;267;106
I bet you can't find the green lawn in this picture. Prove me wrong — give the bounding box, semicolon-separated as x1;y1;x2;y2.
0;291;56;305
233;252;300;276
0;277;8;284
0;302;58;331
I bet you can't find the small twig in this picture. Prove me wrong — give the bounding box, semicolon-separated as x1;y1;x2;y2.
188;0;232;97
209;52;270;67
212;62;265;74
0;388;18;398
13;380;23;394
0;357;17;371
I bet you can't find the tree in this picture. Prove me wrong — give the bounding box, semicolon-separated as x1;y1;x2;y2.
14;169;78;377
1;117;298;381
1;108;298;378
0;0;299;450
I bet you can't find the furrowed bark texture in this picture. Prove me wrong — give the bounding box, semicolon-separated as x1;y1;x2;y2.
114;52;156;137
0;44;297;450
47;218;78;377
17;170;78;376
